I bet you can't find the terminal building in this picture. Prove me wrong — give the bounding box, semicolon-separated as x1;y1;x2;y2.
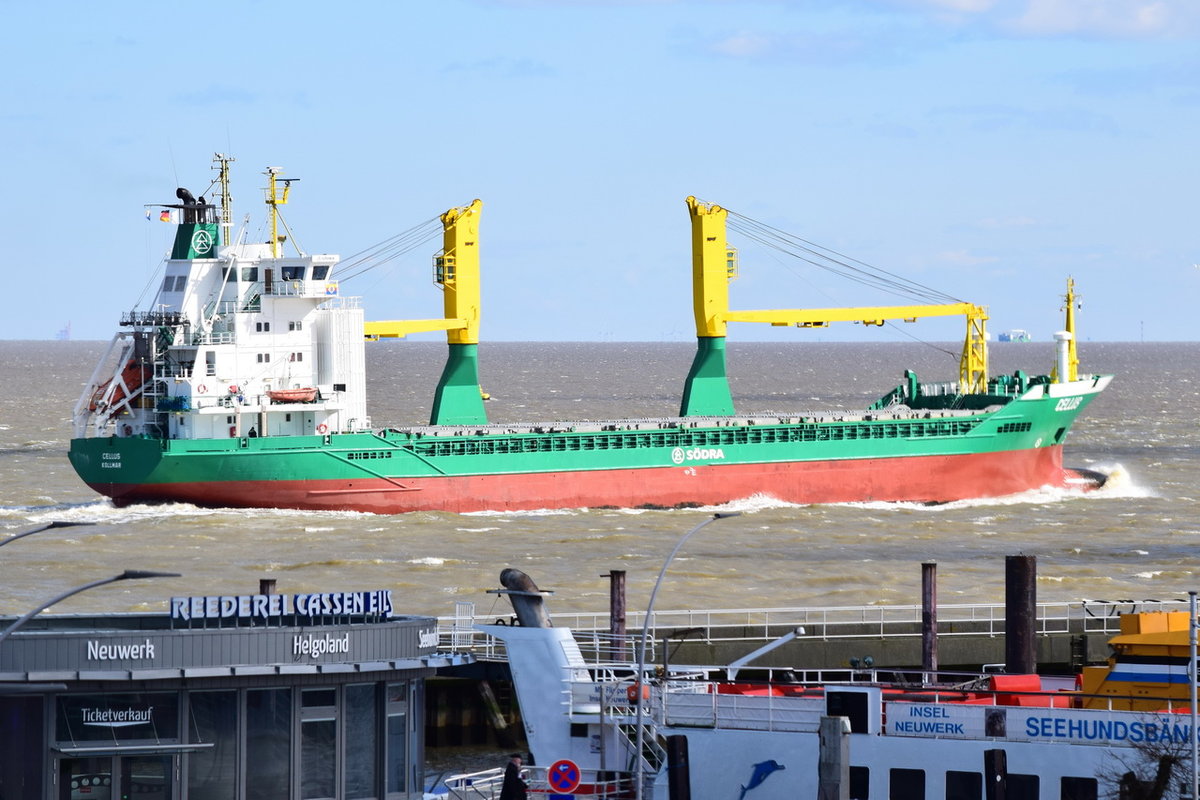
0;583;465;799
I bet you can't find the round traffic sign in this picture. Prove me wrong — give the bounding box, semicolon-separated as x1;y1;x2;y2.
548;759;581;794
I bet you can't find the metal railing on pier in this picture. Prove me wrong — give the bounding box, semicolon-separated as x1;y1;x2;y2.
438;598;1189;666
444;766;633;800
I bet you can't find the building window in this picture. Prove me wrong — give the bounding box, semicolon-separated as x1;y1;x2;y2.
1061;777;1097;800
246;688;292;800
188;691;237;799
301;689;337;800
346;684;380;799
890;768;925;800
946;771;981;800
386;683;409;796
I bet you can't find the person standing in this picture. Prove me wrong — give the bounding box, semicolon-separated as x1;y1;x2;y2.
499;753;528;800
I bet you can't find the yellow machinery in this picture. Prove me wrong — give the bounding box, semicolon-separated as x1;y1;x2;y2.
682;196;990;416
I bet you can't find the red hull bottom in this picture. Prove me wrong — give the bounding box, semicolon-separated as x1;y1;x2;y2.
93;447;1095;514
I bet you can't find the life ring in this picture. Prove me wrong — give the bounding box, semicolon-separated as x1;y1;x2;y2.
316;423;329;434
228;384;240;394
627;684;649;703
197;384;207;394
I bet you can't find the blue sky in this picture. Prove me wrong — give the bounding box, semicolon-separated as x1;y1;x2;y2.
4;0;1197;342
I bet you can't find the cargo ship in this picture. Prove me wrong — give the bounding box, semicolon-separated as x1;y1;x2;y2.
68;156;1111;513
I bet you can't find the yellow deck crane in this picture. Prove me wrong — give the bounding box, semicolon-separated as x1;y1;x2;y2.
362;199;487;425
681;196;990;416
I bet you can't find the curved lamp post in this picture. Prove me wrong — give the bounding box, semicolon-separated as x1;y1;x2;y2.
0;521;95;550
633;512;740;800
0;570;181;646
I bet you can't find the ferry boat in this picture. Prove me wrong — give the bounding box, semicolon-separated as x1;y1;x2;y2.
68;156;1111;513
474;577;1200;800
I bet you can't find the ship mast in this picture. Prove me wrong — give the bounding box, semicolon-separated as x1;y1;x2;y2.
265;166;295;258
212;153;235;245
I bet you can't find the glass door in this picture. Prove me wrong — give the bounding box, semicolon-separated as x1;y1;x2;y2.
60;757;112;800
118;755;171;800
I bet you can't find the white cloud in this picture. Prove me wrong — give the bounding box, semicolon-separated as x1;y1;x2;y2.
1010;0;1177;37
712;32;774;58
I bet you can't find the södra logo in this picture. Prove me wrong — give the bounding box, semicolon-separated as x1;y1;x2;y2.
671;447;726;464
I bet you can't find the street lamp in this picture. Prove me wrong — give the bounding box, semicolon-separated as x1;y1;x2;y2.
633;512;740;800
0;521;96;550
0;570;181;646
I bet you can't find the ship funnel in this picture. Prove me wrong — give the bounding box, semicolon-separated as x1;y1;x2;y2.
499;568;553;628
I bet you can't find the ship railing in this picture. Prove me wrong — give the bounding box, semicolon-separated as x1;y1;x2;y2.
192;331;236;345
562;672;1200;738
444;766;633;800
440;599;1188;663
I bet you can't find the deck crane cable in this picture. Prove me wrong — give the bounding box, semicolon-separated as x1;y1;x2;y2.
723;209;963;362
724;209;965;306
336;216;443;284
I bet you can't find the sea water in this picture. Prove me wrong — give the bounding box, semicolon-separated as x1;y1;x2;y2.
0;339;1196;620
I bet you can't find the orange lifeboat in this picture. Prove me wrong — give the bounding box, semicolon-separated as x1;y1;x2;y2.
267;387;318;403
89;360;149;411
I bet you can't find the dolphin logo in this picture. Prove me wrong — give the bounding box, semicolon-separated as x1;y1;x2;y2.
739;760;785;800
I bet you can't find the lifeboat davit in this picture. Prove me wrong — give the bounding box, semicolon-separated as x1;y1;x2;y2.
89;360;149;411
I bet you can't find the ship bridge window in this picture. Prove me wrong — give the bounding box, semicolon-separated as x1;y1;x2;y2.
312;265;330;280
242;267;259;282
889;768;925;800
281;266;306;281
174;275;188;291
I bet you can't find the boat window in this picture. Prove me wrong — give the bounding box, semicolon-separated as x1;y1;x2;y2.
1007;774;1039;800
257;322;271;333
281;266;306;281
289;321;303;332
850;767;869;800
945;771;981;800
827;691;869;733
225;266;237;283
1061;777;1097;800
312;265;330;280
162;275;175;292
242;267;259;282
174;275;188;291
889;768;925;800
